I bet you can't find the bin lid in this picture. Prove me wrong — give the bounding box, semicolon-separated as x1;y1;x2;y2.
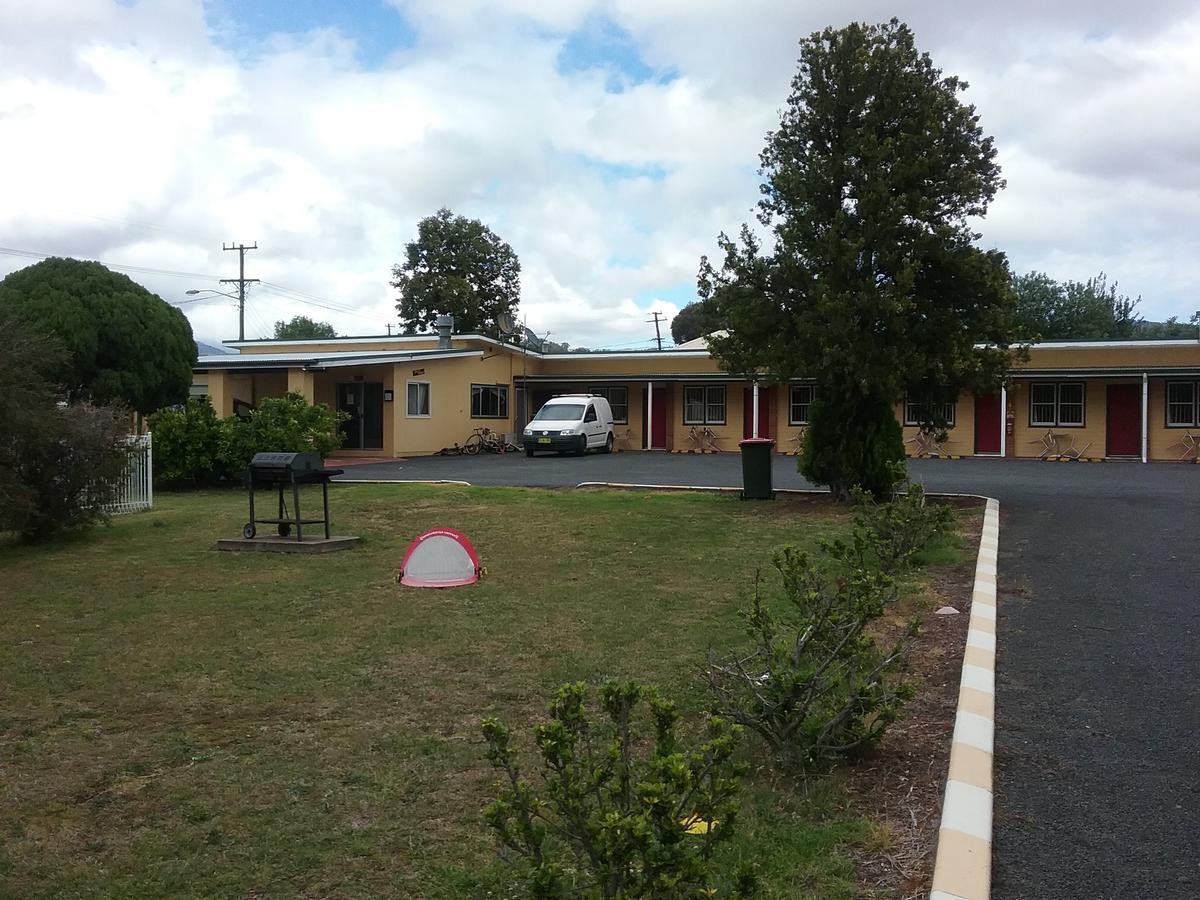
738;437;775;446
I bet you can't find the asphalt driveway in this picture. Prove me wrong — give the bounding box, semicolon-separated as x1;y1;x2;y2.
339;453;1200;897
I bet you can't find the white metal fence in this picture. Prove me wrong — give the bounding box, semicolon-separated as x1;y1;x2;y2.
104;434;154;514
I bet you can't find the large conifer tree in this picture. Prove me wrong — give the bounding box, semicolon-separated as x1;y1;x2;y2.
702;20;1019;498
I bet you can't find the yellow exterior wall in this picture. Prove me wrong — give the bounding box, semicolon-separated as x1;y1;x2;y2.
205;370;232;417
288;369;315;401
1147;377;1199;461
899;393;979;457
391;351;520;455
194;339;1200;461
1022;344;1200;371
1008;379;1120;460
536;353;717;378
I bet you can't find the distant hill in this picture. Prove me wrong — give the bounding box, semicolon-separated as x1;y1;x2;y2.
196;340;232;356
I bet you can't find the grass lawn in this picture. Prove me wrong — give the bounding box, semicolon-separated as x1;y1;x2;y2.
0;484;968;898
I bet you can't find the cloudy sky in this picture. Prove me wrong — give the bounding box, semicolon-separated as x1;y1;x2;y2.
1;1;1197;349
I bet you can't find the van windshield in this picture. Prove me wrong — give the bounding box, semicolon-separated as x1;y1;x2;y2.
532;403;585;421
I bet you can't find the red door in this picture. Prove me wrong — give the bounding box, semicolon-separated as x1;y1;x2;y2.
642;386;667;449
743;387;773;439
1106;384;1141;457
974;393;1002;454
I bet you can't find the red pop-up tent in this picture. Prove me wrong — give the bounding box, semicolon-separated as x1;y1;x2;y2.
399;528;482;588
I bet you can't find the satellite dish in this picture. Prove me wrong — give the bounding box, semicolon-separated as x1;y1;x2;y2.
496;312;517;336
521;326;544;351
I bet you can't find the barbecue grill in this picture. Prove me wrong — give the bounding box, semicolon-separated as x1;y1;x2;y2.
244;452;344;541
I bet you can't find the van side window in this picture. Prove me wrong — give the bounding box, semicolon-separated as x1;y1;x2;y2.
584;405;598;422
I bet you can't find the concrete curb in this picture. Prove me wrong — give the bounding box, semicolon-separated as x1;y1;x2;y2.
337;479;474;486
930;496;1000;900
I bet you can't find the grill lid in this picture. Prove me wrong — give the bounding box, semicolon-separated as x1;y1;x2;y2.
249;452;323;471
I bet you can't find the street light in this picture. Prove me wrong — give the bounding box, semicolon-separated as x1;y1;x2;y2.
185;288;238;298
184;289;245;339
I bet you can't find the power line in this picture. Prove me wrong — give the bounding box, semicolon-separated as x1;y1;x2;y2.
0;243;393;329
254;282;383;324
0;245;221;281
258;279;362;312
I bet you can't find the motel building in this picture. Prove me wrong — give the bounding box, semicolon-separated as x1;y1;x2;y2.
192;323;1200;464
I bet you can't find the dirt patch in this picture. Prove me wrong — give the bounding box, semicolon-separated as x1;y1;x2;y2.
847;509;984;899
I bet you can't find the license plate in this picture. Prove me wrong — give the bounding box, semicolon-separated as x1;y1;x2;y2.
537;437;551;444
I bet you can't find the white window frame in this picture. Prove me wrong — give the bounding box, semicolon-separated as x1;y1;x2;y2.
683;385;726;425
1165;380;1199;428
789;384;815;425
1030;382;1085;428
588;386;629;424
406;380;431;418
471;384;509;419
903;397;956;427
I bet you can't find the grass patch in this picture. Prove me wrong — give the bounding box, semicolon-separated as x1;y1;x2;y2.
0;484;957;897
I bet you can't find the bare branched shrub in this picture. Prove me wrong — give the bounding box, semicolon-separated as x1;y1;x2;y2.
706;545;915;768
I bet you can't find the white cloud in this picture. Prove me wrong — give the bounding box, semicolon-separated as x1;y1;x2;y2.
1;0;1198;348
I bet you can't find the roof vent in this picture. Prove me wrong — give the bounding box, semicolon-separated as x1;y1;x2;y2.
435;314;454;349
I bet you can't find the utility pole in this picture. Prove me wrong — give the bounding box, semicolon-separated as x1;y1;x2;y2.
647;311;665;350
221;242;259;341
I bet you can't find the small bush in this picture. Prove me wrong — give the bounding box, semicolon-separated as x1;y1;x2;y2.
149;398;227;486
1;403;132;542
800;393;906;501
220;392;345;473
481;680;755;898
848;466;956;574
147;393;346;485
705;546;914;768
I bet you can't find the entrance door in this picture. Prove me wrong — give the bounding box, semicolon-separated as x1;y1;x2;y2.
337;382;384;450
642;386;667;449
742;386;773;439
1106;384;1141;457
974;393;1002;454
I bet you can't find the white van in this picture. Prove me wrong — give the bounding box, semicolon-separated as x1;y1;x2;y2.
522;394;615;456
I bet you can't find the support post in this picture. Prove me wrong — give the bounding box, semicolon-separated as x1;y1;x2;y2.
646;381;655;449
145;434;153;509
999;385;1007;458
288;368;316;403
323;480;331;540
1142;372;1149;463
752;381;760;439
293;478;302;542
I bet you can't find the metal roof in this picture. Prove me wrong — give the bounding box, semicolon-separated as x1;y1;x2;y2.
194;348;482;371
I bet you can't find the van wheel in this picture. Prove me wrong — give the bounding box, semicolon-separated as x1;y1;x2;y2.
577;435;588;456
602;433;614;454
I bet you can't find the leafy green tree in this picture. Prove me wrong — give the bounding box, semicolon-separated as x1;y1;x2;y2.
670;299;724;344
220;392;345;472
0;257;196;414
273;315;337;340
1136;314;1200;338
392;208;521;335
701;20;1018;498
1012;271;1142;340
149;398;228;486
